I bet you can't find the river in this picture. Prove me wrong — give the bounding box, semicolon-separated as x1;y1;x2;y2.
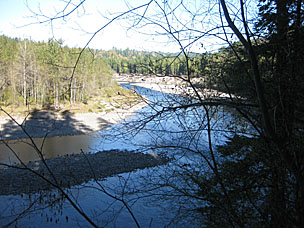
0;84;230;227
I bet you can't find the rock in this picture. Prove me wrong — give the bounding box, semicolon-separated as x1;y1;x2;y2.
0;150;169;195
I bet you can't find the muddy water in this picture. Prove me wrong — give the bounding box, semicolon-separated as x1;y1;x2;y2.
0;134;100;166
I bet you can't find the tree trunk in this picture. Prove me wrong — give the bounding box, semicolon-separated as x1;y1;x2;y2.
22;41;27;106
70;80;73;104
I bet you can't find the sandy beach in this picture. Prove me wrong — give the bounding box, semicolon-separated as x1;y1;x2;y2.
0;101;146;140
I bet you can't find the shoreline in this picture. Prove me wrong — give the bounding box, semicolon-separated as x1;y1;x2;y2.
1;74;235;141
0;150;169;195
0;100;147;141
0;96;168;196
117;74;235;99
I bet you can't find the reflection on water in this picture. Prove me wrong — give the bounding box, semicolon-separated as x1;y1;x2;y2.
0;84;230;227
0;168;176;228
0;134;101;166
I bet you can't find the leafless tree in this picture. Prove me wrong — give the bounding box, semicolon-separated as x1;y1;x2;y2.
1;0;303;227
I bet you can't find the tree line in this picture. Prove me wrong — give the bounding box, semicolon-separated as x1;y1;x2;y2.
0;35;210;109
99;47;207;77
0;34;273;109
0;35;230;110
0;35;114;108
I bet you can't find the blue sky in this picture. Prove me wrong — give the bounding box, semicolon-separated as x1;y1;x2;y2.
0;0;226;53
0;0;166;51
0;0;26;22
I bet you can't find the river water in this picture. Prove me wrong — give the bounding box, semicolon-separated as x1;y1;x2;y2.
0;84;230;227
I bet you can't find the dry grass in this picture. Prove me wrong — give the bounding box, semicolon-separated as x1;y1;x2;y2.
0;87;141;117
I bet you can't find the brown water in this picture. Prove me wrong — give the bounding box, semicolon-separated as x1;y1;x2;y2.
0;134;98;166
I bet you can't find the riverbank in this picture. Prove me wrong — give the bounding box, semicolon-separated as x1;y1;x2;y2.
0;94;170;196
0;150;169;195
0;101;146;140
115;74;234;99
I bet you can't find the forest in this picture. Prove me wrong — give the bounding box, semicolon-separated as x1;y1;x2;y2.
1;0;304;226
99;48;206;77
0;34;252;111
0;35;209;110
0;35;115;109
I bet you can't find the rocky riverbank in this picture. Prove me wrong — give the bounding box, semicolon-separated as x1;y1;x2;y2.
0;150;169;195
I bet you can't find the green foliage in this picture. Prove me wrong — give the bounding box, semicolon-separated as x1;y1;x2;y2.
184;1;304;227
201;42;255;98
1;87;14;106
175;134;289;228
0;35;115;108
99;48;201;76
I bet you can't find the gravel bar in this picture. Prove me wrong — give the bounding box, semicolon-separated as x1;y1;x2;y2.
0;150;169;195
